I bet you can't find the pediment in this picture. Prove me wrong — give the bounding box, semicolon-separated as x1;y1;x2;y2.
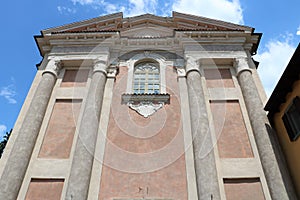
120;26;174;38
42;12;253;36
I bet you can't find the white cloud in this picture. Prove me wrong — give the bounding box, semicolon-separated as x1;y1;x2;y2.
297;26;300;35
256;35;296;97
172;0;243;24
0;83;17;104
98;1;126;14
0;124;7;139
66;0;244;24
94;0;158;17
71;0;95;5
104;3;118;13
57;6;77;14
123;0;157;17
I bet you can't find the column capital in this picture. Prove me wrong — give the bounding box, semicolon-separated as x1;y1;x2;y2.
107;65;119;78
93;59;108;75
43;59;62;77
234;57;252;76
185;56;201;76
176;68;187;78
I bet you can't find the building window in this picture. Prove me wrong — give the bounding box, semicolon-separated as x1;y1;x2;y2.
121;55;169;118
282;96;300;141
133;61;160;94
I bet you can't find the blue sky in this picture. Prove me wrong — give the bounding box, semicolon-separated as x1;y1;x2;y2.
0;0;299;139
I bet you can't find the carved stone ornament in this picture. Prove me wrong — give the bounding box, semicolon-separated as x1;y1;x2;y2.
93;60;107;74
44;59;63;77
128;102;163;117
235;57;251;76
121;94;170;118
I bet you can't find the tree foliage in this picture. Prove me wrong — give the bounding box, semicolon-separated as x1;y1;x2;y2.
0;129;12;158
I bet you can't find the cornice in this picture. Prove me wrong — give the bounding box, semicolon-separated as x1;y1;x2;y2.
35;12;261;57
42;12;123;35
41;12;253;36
38;34;254;57
172;11;252;31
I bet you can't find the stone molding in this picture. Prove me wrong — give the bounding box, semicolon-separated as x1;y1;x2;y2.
176;68;186;78
185;56;201;76
128;102;163;118
43;59;62;77
107;65;118;78
173;59;186;78
93;59;108;75
235;57;252;76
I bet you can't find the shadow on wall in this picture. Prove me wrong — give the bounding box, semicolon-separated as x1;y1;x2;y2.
265;123;298;199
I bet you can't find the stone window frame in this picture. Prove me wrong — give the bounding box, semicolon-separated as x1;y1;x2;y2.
133;61;160;94
124;52;167;94
120;52;170;117
282;96;300;141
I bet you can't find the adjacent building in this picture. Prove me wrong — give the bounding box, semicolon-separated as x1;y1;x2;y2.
265;43;300;198
0;12;296;199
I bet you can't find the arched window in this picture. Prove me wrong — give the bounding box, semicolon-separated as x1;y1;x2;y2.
133;61;160;94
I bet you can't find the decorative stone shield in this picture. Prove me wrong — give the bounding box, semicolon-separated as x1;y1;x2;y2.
121;94;170;118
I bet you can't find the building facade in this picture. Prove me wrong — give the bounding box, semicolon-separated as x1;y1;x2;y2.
0;12;296;199
265;43;300;198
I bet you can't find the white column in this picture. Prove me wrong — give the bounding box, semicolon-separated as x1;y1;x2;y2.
185;57;221;200
236;57;297;200
0;59;61;200
66;58;109;200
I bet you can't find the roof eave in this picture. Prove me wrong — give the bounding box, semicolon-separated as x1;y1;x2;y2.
265;43;300;116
